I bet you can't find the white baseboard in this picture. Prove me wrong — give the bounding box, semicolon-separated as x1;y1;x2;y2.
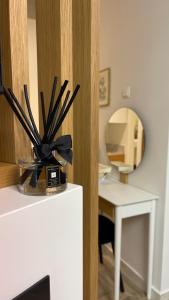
152;287;169;300
105;245;169;300
121;259;169;300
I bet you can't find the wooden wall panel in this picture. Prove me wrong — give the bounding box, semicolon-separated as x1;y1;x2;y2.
72;1;100;300
36;0;73;181
0;0;31;163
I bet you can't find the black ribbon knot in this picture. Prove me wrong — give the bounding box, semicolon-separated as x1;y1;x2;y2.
34;134;73;165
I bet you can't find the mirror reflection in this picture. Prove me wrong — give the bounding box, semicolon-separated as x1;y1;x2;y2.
105;108;144;173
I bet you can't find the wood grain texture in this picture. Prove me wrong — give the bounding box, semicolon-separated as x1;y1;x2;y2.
0;163;18;188
108;153;125;162
0;0;31;163
60;0;73;180
72;1;100;300
36;0;73;181
120;173;129;184
99;196;115;220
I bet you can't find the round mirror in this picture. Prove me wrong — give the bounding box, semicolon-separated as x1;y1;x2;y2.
105;108;144;174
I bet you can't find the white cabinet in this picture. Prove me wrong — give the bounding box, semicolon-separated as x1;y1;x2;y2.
0;184;83;300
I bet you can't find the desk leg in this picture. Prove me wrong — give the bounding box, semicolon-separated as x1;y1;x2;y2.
147;200;156;299
115;207;122;300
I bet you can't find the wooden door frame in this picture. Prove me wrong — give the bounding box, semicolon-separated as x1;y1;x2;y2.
36;0;73;182
0;0;30;188
73;1;100;300
35;1;100;299
0;0;31;162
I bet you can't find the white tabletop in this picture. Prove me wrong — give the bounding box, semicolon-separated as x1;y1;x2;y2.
0;183;81;218
99;176;158;206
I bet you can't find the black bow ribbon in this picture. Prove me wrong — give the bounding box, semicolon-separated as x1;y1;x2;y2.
34;134;73;165
19;135;72;188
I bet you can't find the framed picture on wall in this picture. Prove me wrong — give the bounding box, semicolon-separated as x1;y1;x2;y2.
99;68;110;107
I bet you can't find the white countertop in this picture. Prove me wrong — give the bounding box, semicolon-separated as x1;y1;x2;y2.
0;183;81;218
99;177;158;206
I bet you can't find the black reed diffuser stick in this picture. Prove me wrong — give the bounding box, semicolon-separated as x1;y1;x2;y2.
49;84;80;141
8;88;41;145
47;76;57;124
0;48;80;189
42;80;69;143
3;88;38;146
47;89;70;141
24;85;41;144
40;91;47;132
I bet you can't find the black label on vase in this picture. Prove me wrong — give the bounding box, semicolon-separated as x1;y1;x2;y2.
46;166;60;188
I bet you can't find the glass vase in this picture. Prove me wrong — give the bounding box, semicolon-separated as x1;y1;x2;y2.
18;156;67;196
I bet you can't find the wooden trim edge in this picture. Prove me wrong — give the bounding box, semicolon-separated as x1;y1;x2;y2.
0;162;18;188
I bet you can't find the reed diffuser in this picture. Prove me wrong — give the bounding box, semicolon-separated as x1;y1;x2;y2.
0;52;80;195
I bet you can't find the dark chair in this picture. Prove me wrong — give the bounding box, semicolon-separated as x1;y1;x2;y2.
99;214;125;293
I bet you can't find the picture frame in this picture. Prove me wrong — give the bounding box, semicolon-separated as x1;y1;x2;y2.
99;68;110;107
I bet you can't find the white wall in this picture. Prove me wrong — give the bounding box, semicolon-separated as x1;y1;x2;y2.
100;0;169;293
0;184;83;300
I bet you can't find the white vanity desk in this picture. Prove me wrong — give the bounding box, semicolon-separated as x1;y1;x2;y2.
99;176;158;300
